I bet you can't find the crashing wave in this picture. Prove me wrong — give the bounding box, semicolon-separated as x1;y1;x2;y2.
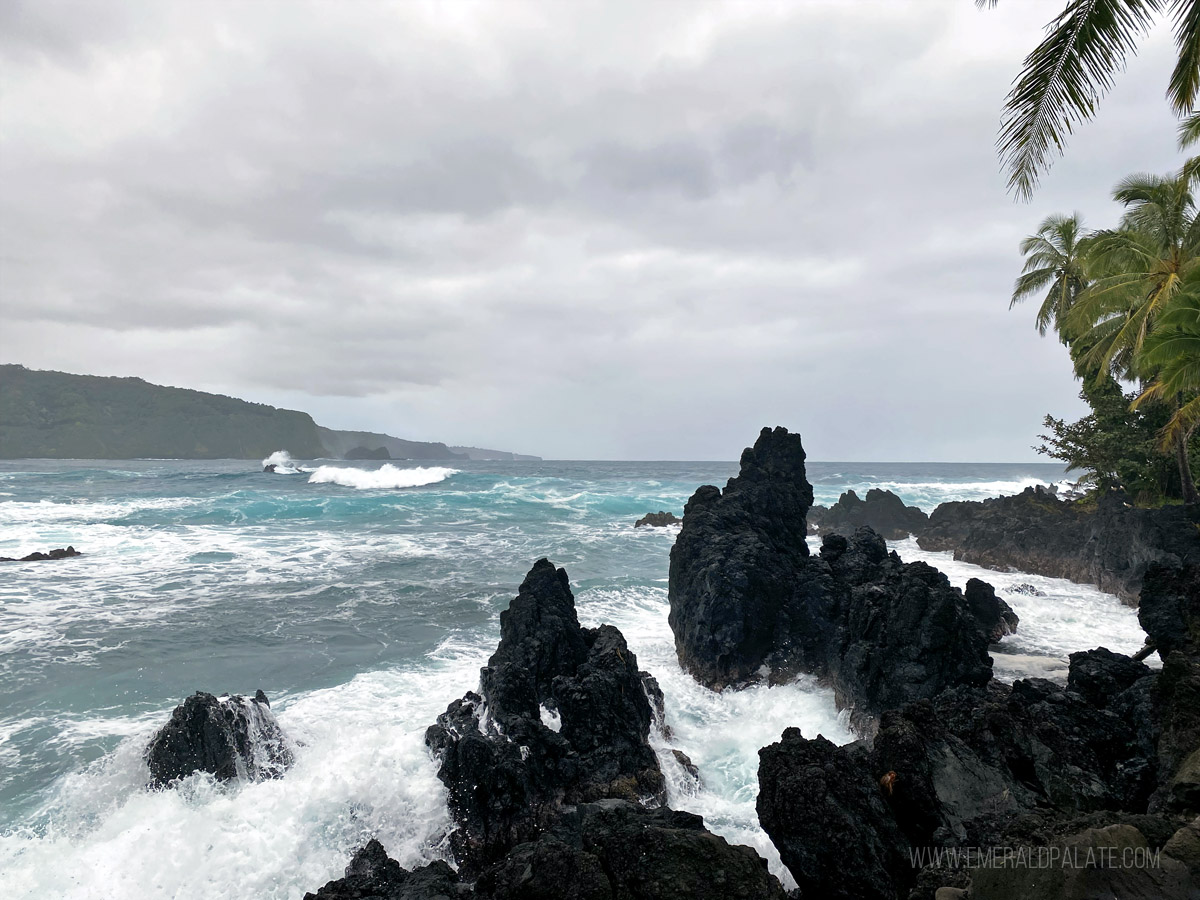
306;464;457;490
262;450;306;474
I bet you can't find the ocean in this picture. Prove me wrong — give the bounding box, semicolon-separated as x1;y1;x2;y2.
0;457;1148;898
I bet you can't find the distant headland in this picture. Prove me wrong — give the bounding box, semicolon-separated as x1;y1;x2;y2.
0;365;539;461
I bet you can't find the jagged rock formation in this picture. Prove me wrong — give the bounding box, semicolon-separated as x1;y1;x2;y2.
667;427;1008;727
1141;563;1200;814
814;488;929;540
144;690;293;787
473;800;788;900
634;511;681;528
918;487;1200;604
757;560;1200;899
425;559;666;873
303;839;465;900
308;803;788;900
0;546;81;562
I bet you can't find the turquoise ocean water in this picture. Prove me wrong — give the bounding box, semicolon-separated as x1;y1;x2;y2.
0;457;1147;897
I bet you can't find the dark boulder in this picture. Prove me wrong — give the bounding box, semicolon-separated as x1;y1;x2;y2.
918;487;1200;605
144;690;293;788
1139;562;1200;656
815;488;929;540
474;800;788;900
345;445;392;460
668;428;1005;728
0;546;81;562
1008;582;1046;597
635;511;681;528
425;559;665;873
965;578;1020;642
303;839;466;900
758;728;912;900
1068;647;1152;709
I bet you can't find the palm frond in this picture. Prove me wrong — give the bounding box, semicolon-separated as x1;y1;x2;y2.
1179;110;1200;147
998;0;1161;201
1169;0;1200;112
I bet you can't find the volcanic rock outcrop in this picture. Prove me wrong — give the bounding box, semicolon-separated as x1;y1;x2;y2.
756;559;1200;899
0;546;81;562
308;803;788;900
425;559;666;873
814;488;929;540
668;427;1008;726
918;486;1200;604
144;689;293;787
634;511;681;528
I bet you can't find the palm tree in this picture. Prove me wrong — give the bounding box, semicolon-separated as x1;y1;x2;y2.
1133;293;1200;484
987;0;1200;200
1064;170;1200;500
1011;212;1092;338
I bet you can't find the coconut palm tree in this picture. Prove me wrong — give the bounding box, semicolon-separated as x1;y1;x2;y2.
1011;212;1092;338
1133;293;1200;478
987;0;1200;200
1064;170;1200;500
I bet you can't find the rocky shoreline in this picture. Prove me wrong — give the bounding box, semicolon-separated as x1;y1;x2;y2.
140;427;1200;899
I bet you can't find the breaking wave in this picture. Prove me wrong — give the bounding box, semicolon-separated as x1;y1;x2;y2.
306;465;458;491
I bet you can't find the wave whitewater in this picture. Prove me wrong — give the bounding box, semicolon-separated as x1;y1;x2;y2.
306;464;458;490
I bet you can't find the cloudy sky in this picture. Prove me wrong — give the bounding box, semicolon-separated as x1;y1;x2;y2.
0;1;1189;460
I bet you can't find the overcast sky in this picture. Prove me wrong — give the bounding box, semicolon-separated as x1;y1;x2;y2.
0;1;1190;460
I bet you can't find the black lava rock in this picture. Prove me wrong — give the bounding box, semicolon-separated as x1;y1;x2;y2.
0;546;81;562
634;511;681;528
667;428;1005;728
425;559;665;873
918;487;1200;605
303;839;465;900
815;488;929;540
144;690;293;788
473;800;788;900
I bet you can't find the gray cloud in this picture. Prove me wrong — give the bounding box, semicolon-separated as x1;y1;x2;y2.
0;1;1188;459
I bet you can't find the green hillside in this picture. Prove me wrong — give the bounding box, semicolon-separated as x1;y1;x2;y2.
0;365;326;459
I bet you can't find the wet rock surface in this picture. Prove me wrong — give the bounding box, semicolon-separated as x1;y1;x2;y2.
0;545;81;562
425;559;666;873
302;839;465;900
634;511;680;528
144;689;292;788
918;487;1200;604
668;427;1007;726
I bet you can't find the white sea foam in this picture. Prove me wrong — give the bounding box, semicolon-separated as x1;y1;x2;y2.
261;450;309;475
0;661;476;900
307;465;457;491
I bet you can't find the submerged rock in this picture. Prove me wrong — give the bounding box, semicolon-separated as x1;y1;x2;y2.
425;559;665;873
0;546;81;562
634;511;681;528
815;488;929;540
667;427;1006;727
144;690;293;788
918;487;1200;604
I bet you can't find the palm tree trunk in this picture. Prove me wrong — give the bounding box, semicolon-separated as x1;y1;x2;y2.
1174;429;1199;505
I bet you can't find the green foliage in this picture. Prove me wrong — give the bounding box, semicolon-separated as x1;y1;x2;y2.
1036;375;1181;502
0;365;327;459
992;0;1200;200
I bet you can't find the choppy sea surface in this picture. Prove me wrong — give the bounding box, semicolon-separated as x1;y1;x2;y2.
0;457;1148;898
